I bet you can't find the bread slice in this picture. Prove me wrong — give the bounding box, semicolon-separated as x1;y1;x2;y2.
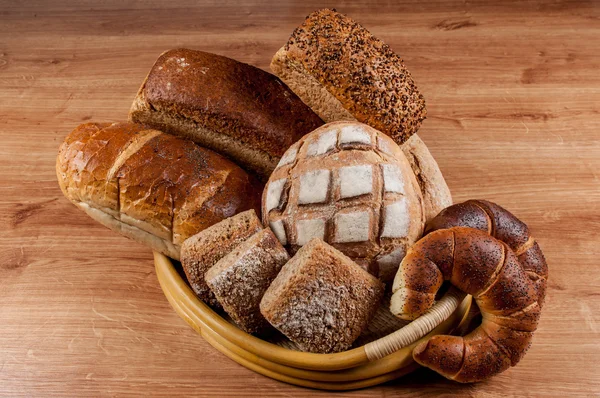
260;238;384;353
271;9;426;145
205;229;290;334
129;48;324;179
180;210;263;308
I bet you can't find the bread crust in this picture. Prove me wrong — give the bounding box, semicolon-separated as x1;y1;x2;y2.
391;224;546;382
260;238;384;353
181;210;263;308
261;121;425;281
56;122;262;259
129;48;324;178
281;9;426;144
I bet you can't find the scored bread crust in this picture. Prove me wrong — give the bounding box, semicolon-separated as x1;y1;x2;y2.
129;48;324;179
277;9;426;144
56;122;262;260
262;121;425;281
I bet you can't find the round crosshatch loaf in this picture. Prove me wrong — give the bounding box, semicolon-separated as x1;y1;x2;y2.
261;121;425;282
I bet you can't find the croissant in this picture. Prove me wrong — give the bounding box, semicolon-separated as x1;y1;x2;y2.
425;200;548;306
390;225;545;382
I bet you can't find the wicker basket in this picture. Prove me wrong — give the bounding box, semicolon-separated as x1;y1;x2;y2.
154;252;472;390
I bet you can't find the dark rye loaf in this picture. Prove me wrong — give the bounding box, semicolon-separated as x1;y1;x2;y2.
130;48;324;179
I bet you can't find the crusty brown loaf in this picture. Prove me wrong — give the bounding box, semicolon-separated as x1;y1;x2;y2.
260;238;384;353
56;122;262;260
391;227;544;382
425;200;548;306
129;48;324;178
261;122;425;282
400;135;452;222
180;210;263;308
205;228;289;334
271;9;426;144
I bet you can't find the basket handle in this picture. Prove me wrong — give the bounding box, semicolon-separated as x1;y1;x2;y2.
364;287;468;361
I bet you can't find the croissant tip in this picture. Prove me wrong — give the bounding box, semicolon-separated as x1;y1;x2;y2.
412;339;429;360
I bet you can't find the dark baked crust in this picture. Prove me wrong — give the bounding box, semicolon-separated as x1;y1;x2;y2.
284;9;426;143
133;48;323;160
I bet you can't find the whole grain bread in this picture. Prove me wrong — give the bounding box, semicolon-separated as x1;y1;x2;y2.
205;228;290;334
129;48;324;179
180;210;263;308
260;238;384;353
271;9;426;144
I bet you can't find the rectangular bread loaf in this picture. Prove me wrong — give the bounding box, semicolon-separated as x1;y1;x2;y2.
129;48;324;179
56;122;262;259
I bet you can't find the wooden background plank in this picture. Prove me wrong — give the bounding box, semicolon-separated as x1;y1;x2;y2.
1;0;599;396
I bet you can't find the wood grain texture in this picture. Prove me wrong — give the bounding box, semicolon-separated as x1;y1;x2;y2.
1;0;599;396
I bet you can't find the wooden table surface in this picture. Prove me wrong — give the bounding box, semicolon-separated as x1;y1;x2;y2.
1;0;599;396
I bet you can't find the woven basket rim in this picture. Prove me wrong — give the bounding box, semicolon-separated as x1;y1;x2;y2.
154;251;472;373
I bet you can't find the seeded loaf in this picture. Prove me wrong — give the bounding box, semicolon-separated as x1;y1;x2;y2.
205;228;290;334
260;238;384;353
180;210;263;308
270;10;451;221
129;48;324;179
270;8;426;145
262;121;425;282
56;122;262;260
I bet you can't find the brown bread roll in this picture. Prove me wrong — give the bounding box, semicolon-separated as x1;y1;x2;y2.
56;122;262;260
130;48;324;179
391;227;544;382
425;200;548;306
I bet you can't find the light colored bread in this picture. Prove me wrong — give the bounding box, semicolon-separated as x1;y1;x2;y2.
180;210;263;308
205;229;290;334
56;122;262;260
129;48;324;179
260;238;384;353
271;9;426;145
401;135;452;221
262;121;424;282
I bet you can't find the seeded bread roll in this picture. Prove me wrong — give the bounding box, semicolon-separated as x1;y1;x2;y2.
56;122;262;259
181;210;263;308
205;229;290;334
130;48;324;179
260;238;384;353
271;8;426;144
